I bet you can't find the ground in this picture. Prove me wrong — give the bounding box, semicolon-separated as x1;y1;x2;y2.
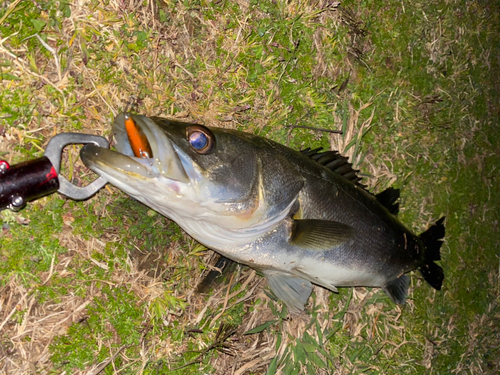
0;0;499;374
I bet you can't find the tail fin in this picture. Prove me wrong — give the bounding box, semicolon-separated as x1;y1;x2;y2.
419;217;445;290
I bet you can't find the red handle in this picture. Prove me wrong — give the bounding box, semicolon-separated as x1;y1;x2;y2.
0;157;59;211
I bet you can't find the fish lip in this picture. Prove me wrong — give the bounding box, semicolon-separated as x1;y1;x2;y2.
80;143;152;179
82;113;190;184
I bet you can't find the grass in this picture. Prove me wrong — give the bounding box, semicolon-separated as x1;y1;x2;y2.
1;0;499;374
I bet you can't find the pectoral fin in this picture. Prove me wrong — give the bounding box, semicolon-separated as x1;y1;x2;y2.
290;219;355;251
264;271;313;312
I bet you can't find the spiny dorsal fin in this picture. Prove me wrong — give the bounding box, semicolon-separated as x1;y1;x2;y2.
301;148;365;187
301;148;401;215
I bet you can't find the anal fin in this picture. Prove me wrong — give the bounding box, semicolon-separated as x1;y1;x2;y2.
264;271;313;312
382;274;410;304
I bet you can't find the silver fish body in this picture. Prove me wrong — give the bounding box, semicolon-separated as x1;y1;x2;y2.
81;113;445;311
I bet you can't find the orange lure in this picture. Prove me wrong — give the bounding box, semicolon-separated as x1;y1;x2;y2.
124;113;153;158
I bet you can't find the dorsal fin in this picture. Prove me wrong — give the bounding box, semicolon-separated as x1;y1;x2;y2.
301;148;400;215
301;148;365;187
375;187;400;215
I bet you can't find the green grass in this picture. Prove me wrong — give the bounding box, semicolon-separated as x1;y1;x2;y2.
1;0;499;373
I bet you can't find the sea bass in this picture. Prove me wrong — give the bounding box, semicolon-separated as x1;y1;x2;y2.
81;113;445;311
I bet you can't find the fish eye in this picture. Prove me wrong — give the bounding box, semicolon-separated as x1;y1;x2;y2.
186;125;215;154
189;132;207;150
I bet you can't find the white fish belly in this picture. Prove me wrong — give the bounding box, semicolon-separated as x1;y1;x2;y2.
293;256;388;290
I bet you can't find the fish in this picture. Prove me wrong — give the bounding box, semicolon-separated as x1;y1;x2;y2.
80;113;445;312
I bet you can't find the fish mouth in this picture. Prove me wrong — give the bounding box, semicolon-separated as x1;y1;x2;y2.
80;113;190;190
